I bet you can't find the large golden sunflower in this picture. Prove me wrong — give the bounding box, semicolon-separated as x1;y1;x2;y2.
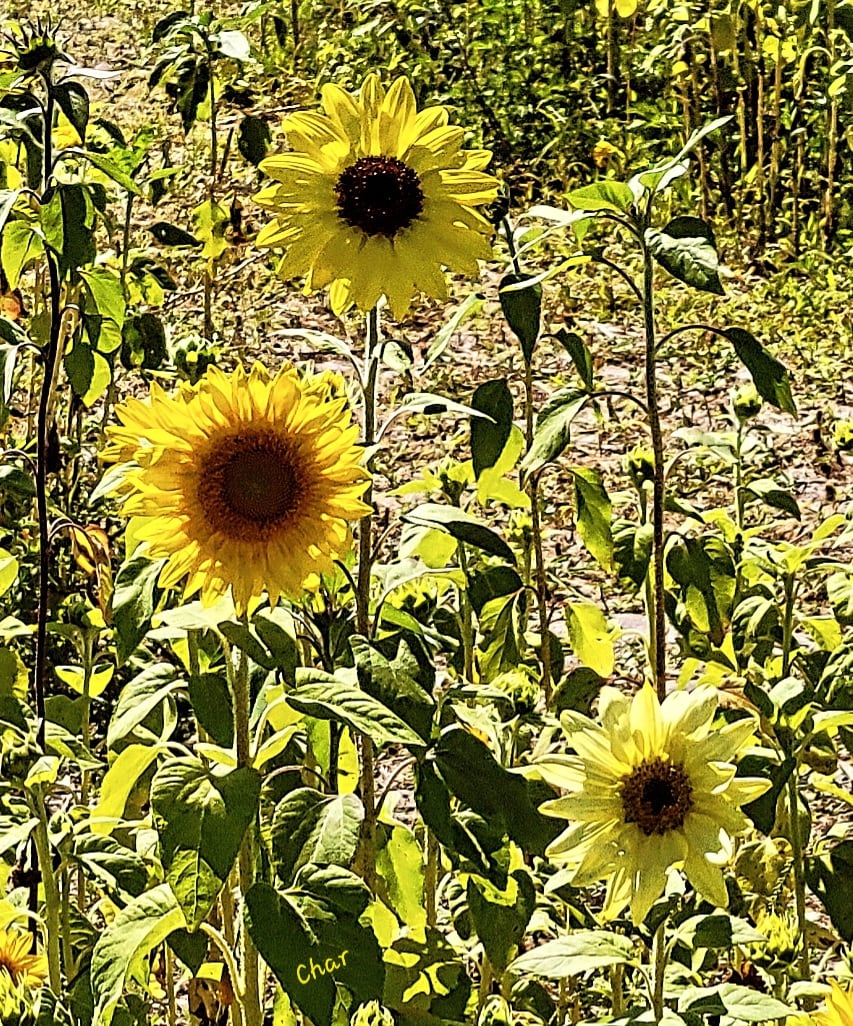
535;684;770;924
254;74;499;319
105;364;370;611
0;928;47;989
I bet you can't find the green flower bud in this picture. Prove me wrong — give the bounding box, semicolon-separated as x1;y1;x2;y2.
625;446;654;489
172;335;219;384
478;995;512;1026
492;668;539;715
732;385;763;422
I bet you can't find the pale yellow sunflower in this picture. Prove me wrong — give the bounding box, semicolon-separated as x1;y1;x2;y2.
104;363;370;611
814;981;853;1026
535;684;770;924
254;74;498;319
0;928;47;989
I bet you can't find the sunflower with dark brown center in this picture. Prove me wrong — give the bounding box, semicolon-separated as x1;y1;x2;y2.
104;364;370;611
254;74;498;319
535;684;770;924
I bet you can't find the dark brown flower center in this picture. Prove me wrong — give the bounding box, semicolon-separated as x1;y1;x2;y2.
620;757;693;836
197;428;305;541
335;155;424;238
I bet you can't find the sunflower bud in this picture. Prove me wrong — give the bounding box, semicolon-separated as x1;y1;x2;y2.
492;668;539;716
625;446;655;490
732;385;763;423
478;995;513;1026
350;1001;395;1026
172;335;219;384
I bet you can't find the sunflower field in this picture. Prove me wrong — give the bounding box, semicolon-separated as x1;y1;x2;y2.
1;1;853;1025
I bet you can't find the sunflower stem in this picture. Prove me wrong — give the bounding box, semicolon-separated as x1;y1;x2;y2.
356;304;380;892
640;230;667;701
786;768;810;980
230;639;262;1026
651;919;667;1022
457;541;475;682
30;789;61;992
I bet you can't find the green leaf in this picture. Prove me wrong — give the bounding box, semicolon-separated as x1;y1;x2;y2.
376;822;426;930
237;114;270;165
0;221;43;290
806;838;853;941
111;555;164;664
148;221;201;247
61;146;141;194
675;913;765;950
471;379;513;479
666;534;735;646
151;757;261;928
520;389;588;480
499;273;542;363
53;81;90;140
509;930;636;978
725;327;797;415
678;984;794;1021
107;663;178;750
645;216;724;295
555;329;594;391
244;882;336;1026
287;670;427;749
188;672;234;747
477;591;523;680
571;467;613;570
566;602;615;676
91;743;165;833
671;115;733;165
351;635;434;742
612;519;653;591
65;341;95;399
72;833;148;900
744;478;800;519
566;181;634;213
79;267;126;332
402;503;515;563
271;788;364;883
433;725;558;855
91;884;185;1026
41;183;96;274
467;869;536;973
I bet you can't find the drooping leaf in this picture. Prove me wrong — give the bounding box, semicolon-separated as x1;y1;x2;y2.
645;216;724;295
725;327;797;415
471;379;513;479
111;555;165;664
148;221;201;247
556;328;594;391
402;503;515;563
151;757;261;928
237;114;270;165
678;984;794;1021
806;838;853;941
287;670;427;750
467;869;536;972
499;273;542;363
566;602;615;676
571;467;613;570
566;181;634;213
91;884;185;1026
351;636;434;742
271;788;364;883
106;663;178;750
744;478;800;519
520;389;588;480
53;81;90;140
188;672;234;747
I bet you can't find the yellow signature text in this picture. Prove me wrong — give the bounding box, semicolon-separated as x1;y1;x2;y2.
296;950;349;985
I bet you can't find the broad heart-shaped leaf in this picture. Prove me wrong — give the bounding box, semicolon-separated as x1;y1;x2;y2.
401;503;515;563
433;725;559;856
244;882;335;1026
678;984;794;1021
91;883;185;1026
40;183;96;275
667;534;735;646
499;274;542;363
724;327;797;415
520;389;588;481
566;602;615;677
111;555;165;665
571;467;613;571
287;669;427;750
806;838;853;941
351;635;434;742
612;518;653;591
471;379;514;479
271;787;363;884
645;216;725;295
467;869;536;973
150;757;260;929
566;180;634;213
509;930;636;978
53;80;90;141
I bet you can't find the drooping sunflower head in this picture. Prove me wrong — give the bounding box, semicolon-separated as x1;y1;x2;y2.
0;928;47;990
104;363;371;612
536;684;770;924
254;74;499;320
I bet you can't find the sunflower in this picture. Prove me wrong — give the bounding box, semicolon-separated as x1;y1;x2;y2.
814;981;853;1026
254;74;499;319
0;928;47;989
104;363;370;611
536;684;770;924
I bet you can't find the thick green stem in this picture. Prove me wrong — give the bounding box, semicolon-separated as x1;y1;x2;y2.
651;920;667;1023
457;542;475;682
786;769;810;979
641;239;667;699
523;362;551;699
425;830;438;930
356;306;380;892
31;792;61;992
230;643;262;1026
